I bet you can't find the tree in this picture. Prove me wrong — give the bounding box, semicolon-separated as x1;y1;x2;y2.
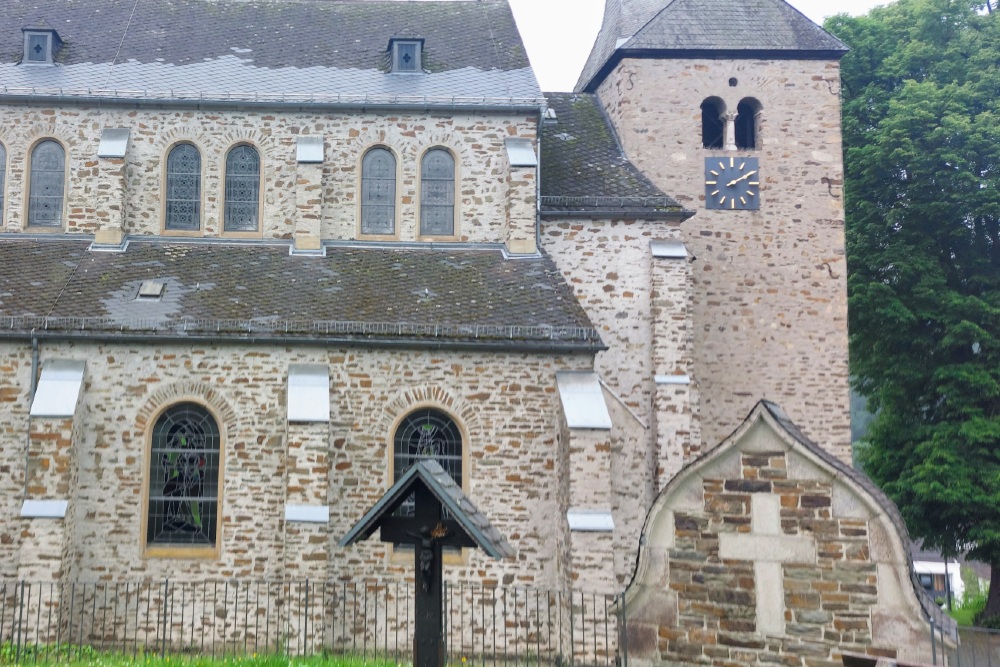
826;0;1000;619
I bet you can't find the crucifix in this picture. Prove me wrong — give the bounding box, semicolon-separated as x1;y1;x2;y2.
340;461;514;667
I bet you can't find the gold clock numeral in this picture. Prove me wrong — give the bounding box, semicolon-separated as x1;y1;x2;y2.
739;161;745;170
705;180;717;185
711;190;719;196
718;161;725;170
730;199;735;209
710;170;719;176
749;181;759;186
740;197;747;205
729;157;734;167
748;191;756;197
718;195;726;205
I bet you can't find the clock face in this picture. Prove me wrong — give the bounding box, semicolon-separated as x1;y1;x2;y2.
704;156;760;210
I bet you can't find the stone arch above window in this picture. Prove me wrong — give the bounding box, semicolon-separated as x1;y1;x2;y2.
419;148;456;237
393;407;463;515
146;402;222;548
701;97;726;149
224;144;261;233
165;143;202;232
361;147;397;236
28;140;66;228
735;98;763;150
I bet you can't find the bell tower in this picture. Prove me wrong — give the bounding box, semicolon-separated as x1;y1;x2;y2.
578;0;853;459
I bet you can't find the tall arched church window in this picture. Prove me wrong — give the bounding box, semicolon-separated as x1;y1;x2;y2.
735;98;762;150
28;140;66;227
224;145;261;232
165;144;202;231
393;407;463;515
0;143;6;222
701;98;725;149
147;403;221;546
361;148;396;236
420;149;456;236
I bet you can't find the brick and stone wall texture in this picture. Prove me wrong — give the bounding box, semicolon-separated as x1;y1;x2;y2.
0;104;536;245
595;58;851;461
622;408;937;667
0;340;600;592
543;219;691;587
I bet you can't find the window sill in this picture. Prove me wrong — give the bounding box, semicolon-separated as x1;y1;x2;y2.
143;545;220;560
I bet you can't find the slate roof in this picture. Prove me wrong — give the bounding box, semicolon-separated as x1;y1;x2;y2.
0;238;600;350
0;0;542;107
339;460;515;560
577;0;849;92
759;401;958;636
539;93;689;219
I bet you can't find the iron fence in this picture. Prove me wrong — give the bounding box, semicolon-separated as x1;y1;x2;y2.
0;580;624;666
932;621;1000;667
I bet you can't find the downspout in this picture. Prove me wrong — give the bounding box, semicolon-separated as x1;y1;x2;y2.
535;105;544;253
22;332;38;499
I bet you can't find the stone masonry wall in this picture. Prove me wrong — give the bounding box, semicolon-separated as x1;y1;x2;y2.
0;340;595;592
596;58;851;461
543;219;690;587
0;104;536;245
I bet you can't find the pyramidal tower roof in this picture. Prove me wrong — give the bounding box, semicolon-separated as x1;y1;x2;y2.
576;0;849;92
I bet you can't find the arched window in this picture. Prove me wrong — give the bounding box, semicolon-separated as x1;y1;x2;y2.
361;147;396;236
165;143;202;231
393;407;462;515
0;143;6;222
701;98;725;149
147;403;221;546
28;140;65;227
420;148;456;236
224;145;260;232
735;98;762;150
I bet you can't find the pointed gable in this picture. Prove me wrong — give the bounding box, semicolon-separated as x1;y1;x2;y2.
577;0;848;92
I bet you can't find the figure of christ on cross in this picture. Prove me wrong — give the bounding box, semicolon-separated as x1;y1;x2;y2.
379;485;477;667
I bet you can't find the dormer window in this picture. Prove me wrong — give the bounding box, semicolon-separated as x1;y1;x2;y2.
22;26;60;65
390;39;423;74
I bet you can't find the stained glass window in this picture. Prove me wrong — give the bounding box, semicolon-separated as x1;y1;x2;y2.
165;144;201;231
224;145;260;232
361;148;396;236
28;141;65;228
393;408;462;516
420;149;455;236
0;144;6;222
147;403;221;546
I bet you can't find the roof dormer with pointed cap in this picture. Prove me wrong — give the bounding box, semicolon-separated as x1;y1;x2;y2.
576;0;849;92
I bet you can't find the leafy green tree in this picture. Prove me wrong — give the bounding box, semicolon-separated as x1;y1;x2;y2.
826;0;1000;619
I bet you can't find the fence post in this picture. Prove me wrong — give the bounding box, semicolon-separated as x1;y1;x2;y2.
304;580;310;656
931;621;938;665
161;579;169;659
620;591;628;667
15;581;25;664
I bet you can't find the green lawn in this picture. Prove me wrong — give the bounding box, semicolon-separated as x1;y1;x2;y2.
0;645;403;667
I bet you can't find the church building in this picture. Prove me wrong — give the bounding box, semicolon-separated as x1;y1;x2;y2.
0;0;946;664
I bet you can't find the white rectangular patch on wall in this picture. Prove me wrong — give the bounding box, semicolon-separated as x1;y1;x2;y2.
296;137;325;164
556;371;612;430
20;499;68;519
655;374;691;385
650;240;688;259
567;509;615;532
29;359;86;418
504;138;537;167
287;364;330;422
97;128;130;158
285;505;330;524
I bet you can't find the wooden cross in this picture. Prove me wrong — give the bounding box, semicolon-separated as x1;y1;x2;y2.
718;494;817;635
379;485;475;667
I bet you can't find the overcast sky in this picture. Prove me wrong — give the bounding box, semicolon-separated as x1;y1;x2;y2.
507;0;891;91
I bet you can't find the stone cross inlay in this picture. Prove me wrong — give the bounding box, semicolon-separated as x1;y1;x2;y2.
718;494;817;635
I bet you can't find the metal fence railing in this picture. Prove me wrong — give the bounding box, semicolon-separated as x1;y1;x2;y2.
932;621;1000;667
0;580;624;666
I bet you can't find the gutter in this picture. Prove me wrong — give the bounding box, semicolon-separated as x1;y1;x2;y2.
541;209;694;221
0;330;607;355
0;93;545;116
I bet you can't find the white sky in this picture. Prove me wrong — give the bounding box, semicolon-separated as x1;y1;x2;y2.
507;0;891;91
